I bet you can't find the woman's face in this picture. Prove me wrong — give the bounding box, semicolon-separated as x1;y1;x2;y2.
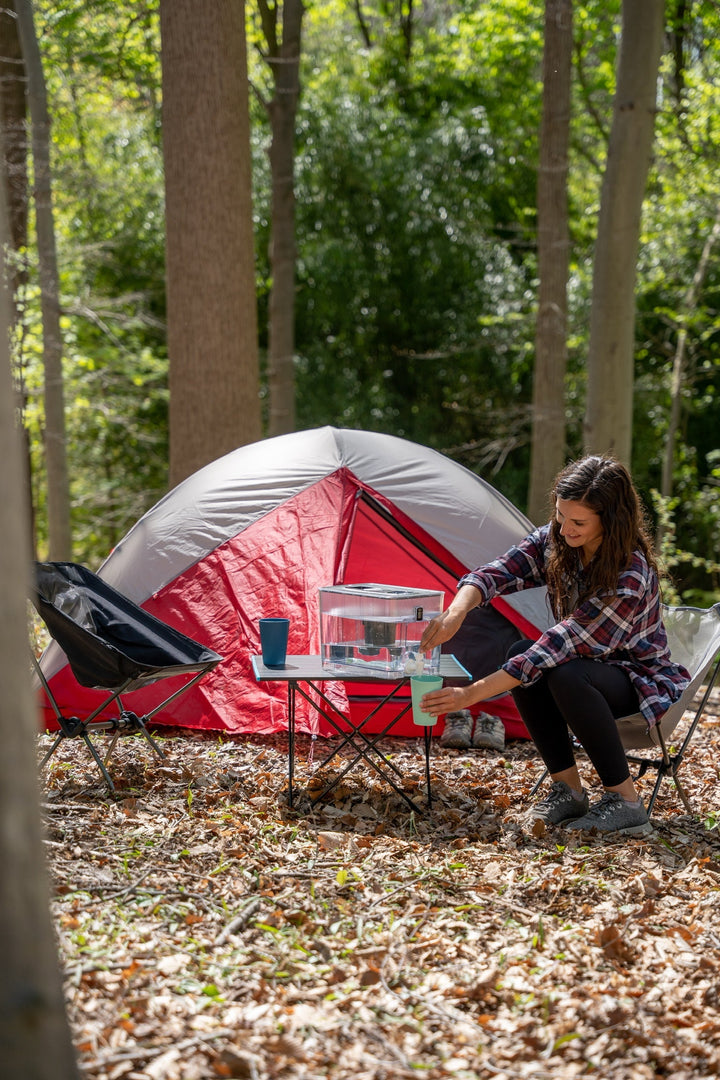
555;497;604;561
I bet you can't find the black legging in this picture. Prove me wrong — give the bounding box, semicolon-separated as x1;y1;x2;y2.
507;640;640;788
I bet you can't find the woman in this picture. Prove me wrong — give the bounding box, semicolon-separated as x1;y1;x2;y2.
419;455;690;837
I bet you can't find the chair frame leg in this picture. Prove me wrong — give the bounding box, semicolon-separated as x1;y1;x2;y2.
529;768;548;799
629;725;693;816
35;647;171;793
631;656;720;815
81;730;117;793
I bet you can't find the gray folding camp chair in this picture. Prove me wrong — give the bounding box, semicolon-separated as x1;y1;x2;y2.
33;562;223;793
530;603;720;815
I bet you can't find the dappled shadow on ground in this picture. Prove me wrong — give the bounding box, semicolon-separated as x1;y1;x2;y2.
39;687;720;1080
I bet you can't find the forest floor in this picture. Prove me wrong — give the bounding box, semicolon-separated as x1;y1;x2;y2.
39;685;720;1080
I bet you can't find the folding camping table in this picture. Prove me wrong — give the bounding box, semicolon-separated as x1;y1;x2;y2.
252;653;471;813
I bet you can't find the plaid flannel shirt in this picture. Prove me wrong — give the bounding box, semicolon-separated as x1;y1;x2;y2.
458;524;690;727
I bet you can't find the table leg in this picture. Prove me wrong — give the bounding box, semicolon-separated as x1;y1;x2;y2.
288;682;296;808
424;727;432;809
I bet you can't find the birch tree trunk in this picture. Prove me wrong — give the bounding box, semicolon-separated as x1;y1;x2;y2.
527;0;572;524
583;0;664;463
258;0;304;436
161;0;261;487
0;120;80;1080
16;0;71;558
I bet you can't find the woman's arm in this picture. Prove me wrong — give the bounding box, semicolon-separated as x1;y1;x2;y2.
419;584;483;651
418;527;550;700
420;528;550;655
420;667;521;717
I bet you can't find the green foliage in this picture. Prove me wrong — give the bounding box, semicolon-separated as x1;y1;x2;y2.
293;93;534;432
255;0;544;504
652;485;720;606
627;0;720;597
19;0;167;564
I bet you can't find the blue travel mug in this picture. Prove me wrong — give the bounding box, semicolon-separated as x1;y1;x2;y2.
259;618;290;668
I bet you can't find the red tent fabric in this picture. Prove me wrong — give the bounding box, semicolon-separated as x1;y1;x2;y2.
38;428;549;740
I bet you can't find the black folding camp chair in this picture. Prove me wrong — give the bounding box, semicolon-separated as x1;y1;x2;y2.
530;603;720;815
32;561;223;793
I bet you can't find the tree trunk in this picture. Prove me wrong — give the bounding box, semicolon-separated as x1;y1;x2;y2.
527;0;572;524
583;0;664;463
161;0;261;487
16;0;72;559
0;121;80;1080
0;1;28;279
259;0;304;436
0;1;35;553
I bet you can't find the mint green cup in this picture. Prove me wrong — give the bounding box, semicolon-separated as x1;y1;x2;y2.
411;674;443;726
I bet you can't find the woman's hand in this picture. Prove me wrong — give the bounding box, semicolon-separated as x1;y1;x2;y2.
419;584;483;652
420;684;474;717
419;609;465;652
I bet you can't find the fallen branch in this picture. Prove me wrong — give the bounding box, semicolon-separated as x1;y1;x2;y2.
215;897;264;945
83;1028;236;1068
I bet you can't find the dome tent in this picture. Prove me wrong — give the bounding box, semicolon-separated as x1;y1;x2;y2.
38;427;549;739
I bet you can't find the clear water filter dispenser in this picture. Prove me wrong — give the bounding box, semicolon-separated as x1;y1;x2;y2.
318;583;444;678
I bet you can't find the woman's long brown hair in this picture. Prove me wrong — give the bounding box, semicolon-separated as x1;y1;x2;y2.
545;456;658;619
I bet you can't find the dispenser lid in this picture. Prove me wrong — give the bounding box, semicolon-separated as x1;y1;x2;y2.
319;582;443;600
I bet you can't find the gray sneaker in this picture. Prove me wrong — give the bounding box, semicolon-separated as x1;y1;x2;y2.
440;710;473;748
471;713;505;751
531;781;590;825
565;792;653;837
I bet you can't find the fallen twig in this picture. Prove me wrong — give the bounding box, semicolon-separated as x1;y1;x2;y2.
215;897;264;945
